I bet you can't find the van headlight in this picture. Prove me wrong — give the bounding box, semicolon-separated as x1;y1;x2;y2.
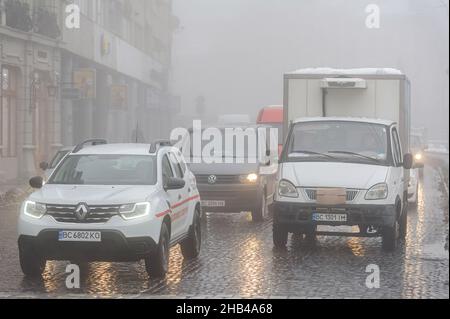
365;183;388;200
23;201;46;219
119;202;151;220
239;173;259;183
414;153;423;161
278;180;299;198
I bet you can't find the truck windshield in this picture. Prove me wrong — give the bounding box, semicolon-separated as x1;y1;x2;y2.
286;121;388;164
49;155;157;185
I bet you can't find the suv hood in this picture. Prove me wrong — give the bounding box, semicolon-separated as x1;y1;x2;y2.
29;184;158;205
282;162;389;189
189;161;259;175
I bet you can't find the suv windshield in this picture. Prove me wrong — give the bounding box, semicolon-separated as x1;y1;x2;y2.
286;121;389;164
49;155;157;185
49;150;71;169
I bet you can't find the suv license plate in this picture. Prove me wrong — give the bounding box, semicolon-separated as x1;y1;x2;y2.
58;231;102;242
312;213;348;222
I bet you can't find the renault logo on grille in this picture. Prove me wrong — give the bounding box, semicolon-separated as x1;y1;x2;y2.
208;175;217;184
74;203;90;221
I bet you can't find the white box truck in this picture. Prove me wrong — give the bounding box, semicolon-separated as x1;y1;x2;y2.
274;68;414;251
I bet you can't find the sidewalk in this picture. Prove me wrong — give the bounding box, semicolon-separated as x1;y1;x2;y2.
0;181;30;205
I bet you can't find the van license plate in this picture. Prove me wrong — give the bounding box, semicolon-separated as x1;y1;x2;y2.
58;231;102;242
312;213;348;222
201;200;226;207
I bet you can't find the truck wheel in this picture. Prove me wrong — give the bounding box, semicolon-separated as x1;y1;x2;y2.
382;220;399;251
19;246;46;277
304;226;317;246
180;208;202;260
273;223;288;248
252;193;268;222
399;207;408;239
145;223;170;278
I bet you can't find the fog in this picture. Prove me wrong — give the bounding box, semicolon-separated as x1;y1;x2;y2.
171;0;449;140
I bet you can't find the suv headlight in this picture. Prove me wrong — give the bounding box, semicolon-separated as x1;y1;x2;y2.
23;201;46;219
278;180;299;198
119;202;151;220
239;173;259;183
365;183;388;200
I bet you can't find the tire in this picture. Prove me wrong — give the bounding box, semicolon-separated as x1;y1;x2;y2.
145;223;170;278
382;219;399;252
252;192;268;222
304;226;317;246
180;208;202;260
399;205;408;239
19;246;46;277
273;223;288;248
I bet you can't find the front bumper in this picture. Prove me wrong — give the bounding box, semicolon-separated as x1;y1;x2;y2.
197;183;263;212
273;201;396;233
18;230;157;262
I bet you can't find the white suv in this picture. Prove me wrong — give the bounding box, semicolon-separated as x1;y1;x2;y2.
18;139;202;278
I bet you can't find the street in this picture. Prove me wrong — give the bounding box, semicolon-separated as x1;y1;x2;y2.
0;158;448;299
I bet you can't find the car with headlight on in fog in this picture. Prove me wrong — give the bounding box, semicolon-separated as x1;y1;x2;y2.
18;139;202;278
178;124;278;222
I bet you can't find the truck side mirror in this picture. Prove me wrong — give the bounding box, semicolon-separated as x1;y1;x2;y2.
39;162;49;170
403;153;413;169
29;176;44;189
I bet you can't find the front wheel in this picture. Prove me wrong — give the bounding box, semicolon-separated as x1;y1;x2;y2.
252;193;268;222
145;223;170;278
382;219;400;252
180;208;202;259
273;223;288;248
19;245;46;277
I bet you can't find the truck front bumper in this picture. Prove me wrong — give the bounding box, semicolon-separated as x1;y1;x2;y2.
273;201;397;234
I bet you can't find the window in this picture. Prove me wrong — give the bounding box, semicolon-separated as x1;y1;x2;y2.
1;67;18;158
169;152;183;178
392;128;403;166
161;154;174;184
49;155;157;185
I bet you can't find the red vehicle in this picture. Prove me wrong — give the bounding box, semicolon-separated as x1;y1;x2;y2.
257;106;284;156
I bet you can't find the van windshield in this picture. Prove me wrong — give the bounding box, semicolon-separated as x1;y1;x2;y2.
286;121;388;164
49;155;157;185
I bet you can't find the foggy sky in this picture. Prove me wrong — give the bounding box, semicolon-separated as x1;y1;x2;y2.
171;0;449;140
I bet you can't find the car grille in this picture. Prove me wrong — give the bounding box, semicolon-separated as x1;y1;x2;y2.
304;189;360;202
46;204;120;223
195;174;241;184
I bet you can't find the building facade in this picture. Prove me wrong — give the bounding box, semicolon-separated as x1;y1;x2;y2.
0;0;177;183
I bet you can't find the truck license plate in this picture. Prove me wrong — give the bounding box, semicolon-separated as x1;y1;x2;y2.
312;213;348;222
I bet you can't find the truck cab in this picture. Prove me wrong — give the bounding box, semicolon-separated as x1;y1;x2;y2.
274;68;413;251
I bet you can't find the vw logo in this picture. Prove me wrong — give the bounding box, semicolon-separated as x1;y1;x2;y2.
74;203;90;221
208;175;217;184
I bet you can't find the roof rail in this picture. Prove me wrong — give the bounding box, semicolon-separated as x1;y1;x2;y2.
73;139;108;153
149;139;172;153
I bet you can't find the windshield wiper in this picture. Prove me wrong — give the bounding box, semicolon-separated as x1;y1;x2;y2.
291;150;337;159
327;151;380;163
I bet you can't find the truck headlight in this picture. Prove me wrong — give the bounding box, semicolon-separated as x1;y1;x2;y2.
240;173;259;183
278;180;299;198
365;183;388;200
23;201;46;219
414;153;423;161
119;202;151;220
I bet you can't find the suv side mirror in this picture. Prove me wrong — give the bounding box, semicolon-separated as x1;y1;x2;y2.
164;177;185;190
29;176;44;189
403;153;413;169
39;162;49;170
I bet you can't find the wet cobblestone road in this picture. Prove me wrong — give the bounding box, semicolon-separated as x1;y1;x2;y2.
0;161;448;299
